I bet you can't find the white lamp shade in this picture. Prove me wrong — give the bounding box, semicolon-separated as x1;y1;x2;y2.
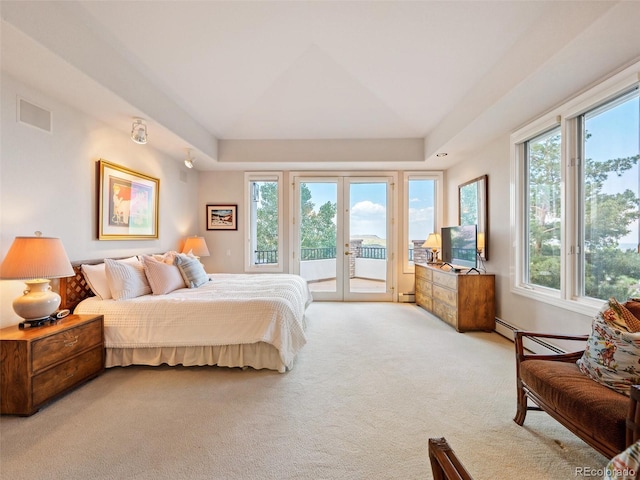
1;236;74;279
182;236;210;257
477;232;485;251
422;233;441;250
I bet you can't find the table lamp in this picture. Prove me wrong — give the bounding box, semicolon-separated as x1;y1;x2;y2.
0;232;74;328
182;236;210;259
422;233;441;263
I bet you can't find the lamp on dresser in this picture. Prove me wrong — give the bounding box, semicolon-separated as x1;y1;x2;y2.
422;233;441;264
182;236;210;259
0;232;74;328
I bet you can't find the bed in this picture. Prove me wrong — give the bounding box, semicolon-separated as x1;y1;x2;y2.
60;258;312;373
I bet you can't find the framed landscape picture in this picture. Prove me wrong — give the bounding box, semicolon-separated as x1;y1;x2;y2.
206;204;237;230
98;159;159;240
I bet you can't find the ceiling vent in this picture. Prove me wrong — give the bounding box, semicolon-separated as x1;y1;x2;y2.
18;97;52;133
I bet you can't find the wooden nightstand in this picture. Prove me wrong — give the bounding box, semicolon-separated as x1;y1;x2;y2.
0;314;105;416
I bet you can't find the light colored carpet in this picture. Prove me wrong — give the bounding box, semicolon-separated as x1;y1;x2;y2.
0;302;608;479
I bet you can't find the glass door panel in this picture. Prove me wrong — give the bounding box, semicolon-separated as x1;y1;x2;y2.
294;178;342;301
344;178;393;301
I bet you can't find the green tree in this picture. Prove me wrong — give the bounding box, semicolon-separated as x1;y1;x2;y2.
256;182;279;252
299;184;337;250
528;129;640;299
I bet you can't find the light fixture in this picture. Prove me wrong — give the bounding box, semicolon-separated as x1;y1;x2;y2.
0;232;74;328
184;148;195;169
422;233;442;263
477;232;485;255
131;118;148;144
182;236;210;258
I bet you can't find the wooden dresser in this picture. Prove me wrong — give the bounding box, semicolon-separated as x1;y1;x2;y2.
0;314;104;416
415;263;495;332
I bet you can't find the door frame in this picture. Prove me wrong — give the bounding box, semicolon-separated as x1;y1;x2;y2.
290;172;397;301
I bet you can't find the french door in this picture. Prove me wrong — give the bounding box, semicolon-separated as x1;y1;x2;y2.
292;175;393;301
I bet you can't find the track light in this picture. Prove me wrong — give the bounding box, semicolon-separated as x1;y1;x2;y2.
184;148;195;169
131;118;148;144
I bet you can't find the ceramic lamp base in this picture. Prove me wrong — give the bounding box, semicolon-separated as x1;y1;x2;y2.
13;279;61;322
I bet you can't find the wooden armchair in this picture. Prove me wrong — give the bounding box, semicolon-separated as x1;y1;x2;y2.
428;438;474;480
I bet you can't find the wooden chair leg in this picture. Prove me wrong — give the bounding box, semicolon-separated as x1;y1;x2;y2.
513;379;527;425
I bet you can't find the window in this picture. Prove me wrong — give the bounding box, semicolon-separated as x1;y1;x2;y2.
245;172;283;272
403;172;443;272
579;90;640;301
524;127;562;290
512;65;640;314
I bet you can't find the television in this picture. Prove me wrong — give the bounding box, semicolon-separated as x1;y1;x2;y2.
441;225;477;269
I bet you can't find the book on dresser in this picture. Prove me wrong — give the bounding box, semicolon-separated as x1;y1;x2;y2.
415;263;495;332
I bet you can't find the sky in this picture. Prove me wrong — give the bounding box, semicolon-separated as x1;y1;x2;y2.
585;94;639;248
301;179;435;242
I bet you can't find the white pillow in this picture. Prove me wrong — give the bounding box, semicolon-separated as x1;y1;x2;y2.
104;258;151;300
81;256;140;300
174;254;209;288
141;255;186;295
81;263;111;300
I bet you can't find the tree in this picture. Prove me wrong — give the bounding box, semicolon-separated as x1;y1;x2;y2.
527;128;640;299
255;182;337;258
299;183;337;250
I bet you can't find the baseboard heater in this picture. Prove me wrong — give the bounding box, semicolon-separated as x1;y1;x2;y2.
495;317;565;355
398;292;415;303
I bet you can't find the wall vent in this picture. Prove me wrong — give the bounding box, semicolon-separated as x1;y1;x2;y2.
18;97;52;133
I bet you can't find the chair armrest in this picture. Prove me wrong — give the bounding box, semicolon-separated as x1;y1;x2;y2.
514;330;587;364
428;438;474;480
627;385;640;446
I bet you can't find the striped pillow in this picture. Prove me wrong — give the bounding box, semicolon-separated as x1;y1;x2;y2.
174;254;209;288
104;258;151;300
141;255;186;295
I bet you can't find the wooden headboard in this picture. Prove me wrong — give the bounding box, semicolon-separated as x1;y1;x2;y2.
59;260;99;312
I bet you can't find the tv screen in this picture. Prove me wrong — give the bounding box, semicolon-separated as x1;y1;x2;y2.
441;225;477;269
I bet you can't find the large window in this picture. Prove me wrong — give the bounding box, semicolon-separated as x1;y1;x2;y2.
403;172;442;272
512;68;639;314
524;127;562;290
245;172;283;272
579;90;640;301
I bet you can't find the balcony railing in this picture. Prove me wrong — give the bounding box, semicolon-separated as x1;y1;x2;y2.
255;246;417;264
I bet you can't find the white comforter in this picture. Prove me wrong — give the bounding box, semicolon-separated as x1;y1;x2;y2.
75;273;312;368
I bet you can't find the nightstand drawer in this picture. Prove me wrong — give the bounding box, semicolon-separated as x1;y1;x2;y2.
32;346;103;407
31;318;102;372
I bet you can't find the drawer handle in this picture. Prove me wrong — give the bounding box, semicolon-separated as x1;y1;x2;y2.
64;336;79;348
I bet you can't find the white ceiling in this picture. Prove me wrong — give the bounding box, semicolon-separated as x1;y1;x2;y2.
2;1;640;170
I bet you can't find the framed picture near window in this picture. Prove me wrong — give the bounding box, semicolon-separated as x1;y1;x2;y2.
98;159;159;240
207;204;238;230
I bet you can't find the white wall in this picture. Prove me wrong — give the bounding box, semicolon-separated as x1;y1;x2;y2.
0;73;199;328
445;135;592;337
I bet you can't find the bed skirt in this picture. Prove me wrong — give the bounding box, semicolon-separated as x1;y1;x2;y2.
106;342;288;373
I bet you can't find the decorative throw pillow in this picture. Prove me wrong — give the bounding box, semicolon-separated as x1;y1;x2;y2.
626;299;640;323
604;440;640;480
141;255;186;295
81;256;140;300
152;250;180;265
577;301;640;396
104;258;152;300
610;297;640;333
174;254;209;288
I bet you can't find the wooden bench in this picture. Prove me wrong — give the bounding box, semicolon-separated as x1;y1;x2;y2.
428;438;473;480
514;330;640;458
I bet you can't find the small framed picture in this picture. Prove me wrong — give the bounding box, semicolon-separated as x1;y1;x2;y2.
206;204;238;230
